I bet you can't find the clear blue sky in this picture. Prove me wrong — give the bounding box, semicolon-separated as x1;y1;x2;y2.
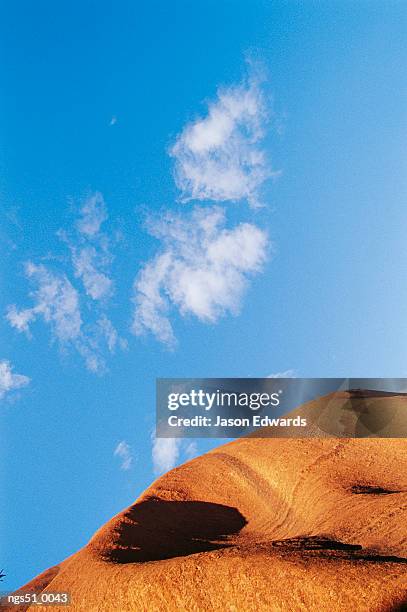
1;0;406;590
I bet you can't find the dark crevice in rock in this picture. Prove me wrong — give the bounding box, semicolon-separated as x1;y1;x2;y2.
351;484;401;495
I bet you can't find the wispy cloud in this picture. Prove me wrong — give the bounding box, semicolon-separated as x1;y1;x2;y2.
7;194;126;374
151;436;180;475
76;192;108;237
267;369;297;378
151;436;199;475
71;246;113;301
0;360;30;400
6;263;82;342
114;440;133;471
98;314;128;353
6;263;101;373
133;206;268;344
184;441;199;460
65;192;114;301
171;76;276;207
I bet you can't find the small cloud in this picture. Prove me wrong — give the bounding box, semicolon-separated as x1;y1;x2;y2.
71;246;113;300
69;193;114;301
184;441;198;460
151;436;181;475
0;360;30;400
109;116;117;126
76;192;107;238
6;305;36;335
132;206;268;344
267;369;297;378
170;76;277;207
98;315;128;353
151;437;200;475
114;440;133;471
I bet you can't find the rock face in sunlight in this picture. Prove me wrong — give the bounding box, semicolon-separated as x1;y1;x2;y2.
8;393;407;611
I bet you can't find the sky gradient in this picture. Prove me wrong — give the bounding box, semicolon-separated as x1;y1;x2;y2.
1;0;407;590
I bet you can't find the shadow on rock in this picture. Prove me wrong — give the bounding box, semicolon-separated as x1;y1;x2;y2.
102;498;247;563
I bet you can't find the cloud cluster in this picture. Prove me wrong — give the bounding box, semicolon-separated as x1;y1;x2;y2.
7;263;82;342
171;78;273;207
0;360;30;400
145;74;276;470
114;440;133;471
7;194;125;374
5;71;277;482
133;207;268;345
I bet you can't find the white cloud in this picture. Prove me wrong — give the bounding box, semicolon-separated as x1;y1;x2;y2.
7;263;82;343
184;441;198;460
76;192;107;237
133;206;268;344
67;193;114;301
114;440;133;471
98;314;128;353
71;246;113;300
6;193;128;374
6;305;36;335
6;260;125;374
75;342;105;374
267;369;297;378
152;436;180;475
0;360;30;399
151;437;200;475
171;77;275;207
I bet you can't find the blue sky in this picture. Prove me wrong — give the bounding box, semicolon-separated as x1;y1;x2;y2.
1;0;407;590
